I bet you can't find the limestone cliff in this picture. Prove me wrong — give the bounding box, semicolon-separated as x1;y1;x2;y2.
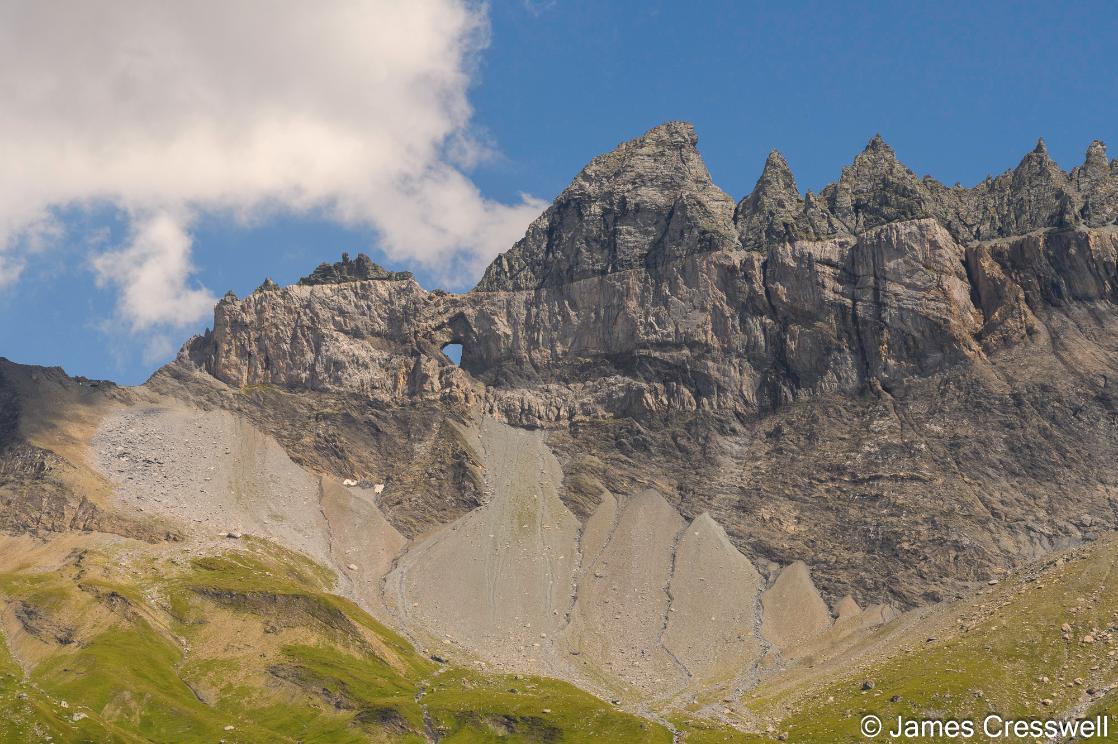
167;122;1118;608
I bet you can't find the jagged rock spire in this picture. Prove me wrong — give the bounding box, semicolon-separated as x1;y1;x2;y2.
865;133;889;152
1014;137;1061;176
1073;140;1118;226
995;137;1076;232
735;150;849;248
735;150;805;249
759;150;798;192
476;122;737;292
1079;140;1110;179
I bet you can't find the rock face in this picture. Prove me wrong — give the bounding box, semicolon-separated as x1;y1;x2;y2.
168;121;1118;608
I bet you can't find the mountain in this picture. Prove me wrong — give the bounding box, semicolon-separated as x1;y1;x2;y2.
2;122;1118;741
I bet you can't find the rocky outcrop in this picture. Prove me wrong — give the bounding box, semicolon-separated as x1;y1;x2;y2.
192;216;1118;424
0;361;172;541
821;135;932;233
735;150;847;249
298;252;413;286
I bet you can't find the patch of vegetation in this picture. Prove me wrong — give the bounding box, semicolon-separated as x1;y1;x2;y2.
670;715;758;743
0;633;127;743
422;668;673;743
236;383;274;397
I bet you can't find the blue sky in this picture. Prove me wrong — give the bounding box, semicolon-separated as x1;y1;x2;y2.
2;0;1116;385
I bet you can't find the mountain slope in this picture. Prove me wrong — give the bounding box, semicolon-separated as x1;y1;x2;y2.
0;531;670;743
4;121;1118;740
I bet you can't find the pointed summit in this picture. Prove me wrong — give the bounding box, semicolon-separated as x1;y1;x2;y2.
735;148;851;248
849;134;900;171
765;148;791;169
476;122;737;291
820;134;926;231
1014;138;1059;177
1015;137;1063;175
1085;140;1109;169
1074;140;1118;226
757;150;798;192
865;133;891;153
998;137;1074;233
567;121;708;197
735;149;812;248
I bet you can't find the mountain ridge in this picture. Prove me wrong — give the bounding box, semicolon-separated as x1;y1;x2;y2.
155;121;1118;614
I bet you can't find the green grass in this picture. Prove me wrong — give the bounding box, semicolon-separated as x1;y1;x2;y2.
423;668;673;743
0;537;682;742
33;622;229;742
0;571;72;609
670;715;759;743
741;542;1118;742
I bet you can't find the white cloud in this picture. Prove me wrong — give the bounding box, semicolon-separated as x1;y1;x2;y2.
0;1;544;335
91;211;216;332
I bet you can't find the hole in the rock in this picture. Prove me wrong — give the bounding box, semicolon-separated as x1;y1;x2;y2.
442;343;463;366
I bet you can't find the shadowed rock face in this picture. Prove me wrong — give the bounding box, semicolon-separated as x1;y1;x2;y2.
170;122;1118;608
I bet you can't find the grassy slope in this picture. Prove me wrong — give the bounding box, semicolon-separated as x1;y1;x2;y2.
0;536;667;743
3;532;1116;743
736;536;1118;742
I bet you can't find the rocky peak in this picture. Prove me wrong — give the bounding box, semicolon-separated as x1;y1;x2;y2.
474;122;738;291
298;252;413;286
735;151;802;247
735;150;848;249
1072;140;1118;227
477;124;1118;298
1080;140;1110;177
1013;138;1062;179
758;149;797;190
821;134;931;232
865;132;889;152
988;137;1075;234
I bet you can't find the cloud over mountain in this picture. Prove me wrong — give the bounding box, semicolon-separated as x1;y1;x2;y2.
0;1;544;330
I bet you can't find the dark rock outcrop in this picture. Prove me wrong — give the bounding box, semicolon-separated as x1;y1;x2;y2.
0;361;173;541
298;252;412;286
